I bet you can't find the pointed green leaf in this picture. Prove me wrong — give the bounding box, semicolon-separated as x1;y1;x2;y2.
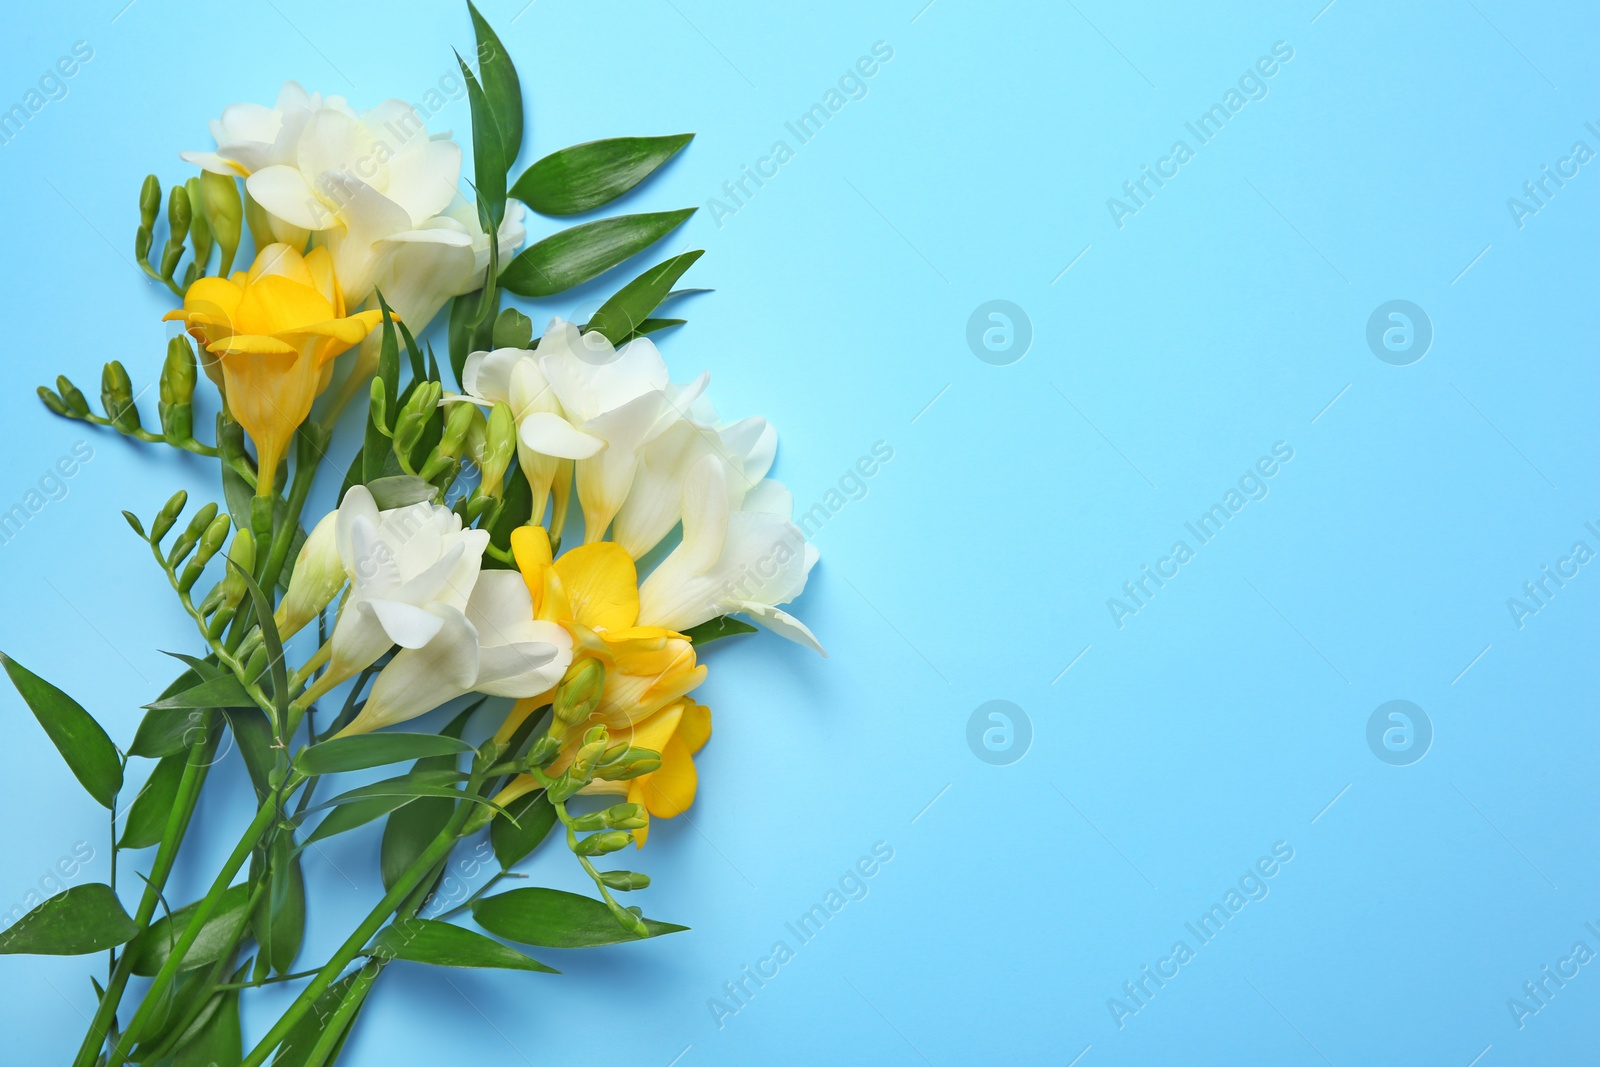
130;883;253;976
144;673;255;710
0;883;138;955
260;853;305;975
370;917;557;972
490;790;556;870
471;887;687;948
381;705;475;892
118;754;188;850
467;0;523;163
170;974;243;1067
296;733;476;776
682;615;759;646
586;249;705;345
1;653;122;808
511;134;694;216
621;317;686;342
491;307;533;349
302;793;419;846
221;705;274;799
499;208;696;298
457;52;506;226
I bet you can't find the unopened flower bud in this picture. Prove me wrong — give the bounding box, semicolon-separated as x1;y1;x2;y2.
151;490;188;544
393;381;441;459
184;177;213;277
551;659;605;729
136;174;160;268
101;361;139;433
438;400;476;460
180;514;232;592
55;376;90;417
592;749;662;782
273;511;343;640
245;646;269;686
37;387;69;417
168;502;219;567
573;831;633;856
159;336;197;441
199;170;243;274
223;528;256;611
478;402;515;497
161;185;192;280
524;735;561;769
572;803;646;832
599;870;651;891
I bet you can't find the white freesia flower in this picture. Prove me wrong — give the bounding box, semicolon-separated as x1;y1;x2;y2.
638;455;823;653
339;570;572;735
319;484;490;691
461;318;708;543
613;397;776;559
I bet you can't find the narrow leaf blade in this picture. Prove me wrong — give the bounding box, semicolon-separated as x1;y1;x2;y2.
369;917;557;972
295;733;475;777
587;250;705;345
510;134;693;216
0;883;138;955
471;887;686;948
498;209;696;298
1;653;122;808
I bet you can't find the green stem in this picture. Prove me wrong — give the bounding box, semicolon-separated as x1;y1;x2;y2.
302;959;382;1065
105;776;298;1065
240;798;476;1067
71;750;209;1067
260;426;325;595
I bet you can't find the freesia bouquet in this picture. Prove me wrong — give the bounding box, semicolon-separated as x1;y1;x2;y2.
3;7;820;1063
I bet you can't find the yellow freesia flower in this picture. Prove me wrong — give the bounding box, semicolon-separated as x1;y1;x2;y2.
164;243;384;490
494;525;709;845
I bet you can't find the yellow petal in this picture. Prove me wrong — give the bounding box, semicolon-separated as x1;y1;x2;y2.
553;542;639;632
676;699;712;755
626;702;684;754
638;735;697;818
628;778;651;848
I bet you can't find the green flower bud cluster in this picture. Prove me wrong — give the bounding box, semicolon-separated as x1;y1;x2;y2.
136;490;254;640
133;171;243;297
38;348;218;458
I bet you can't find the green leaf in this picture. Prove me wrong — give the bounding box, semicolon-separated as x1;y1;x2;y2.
365;474;435;510
221;705;274;799
130;883;254;976
370;918;557;972
467;0;523;163
457;52;506;227
621;317;686;342
682;615;759;646
471;888;687;948
302;793;419;846
447;292;476;386
227;561;288;729
0;883;138;955
499;209;696;298
270;972;367;1067
490;790;556;870
491;307;533;349
118;753;187;849
305;770;497;818
144;673;255;710
381;705;476;892
170;977;242;1067
363;297;402;483
587;249;705;345
1;653;122;809
296;733;476;777
511;134;694;216
260;853;305;975
129;664;213;758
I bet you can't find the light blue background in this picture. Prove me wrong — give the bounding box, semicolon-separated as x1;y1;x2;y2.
2;1;1598;1064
